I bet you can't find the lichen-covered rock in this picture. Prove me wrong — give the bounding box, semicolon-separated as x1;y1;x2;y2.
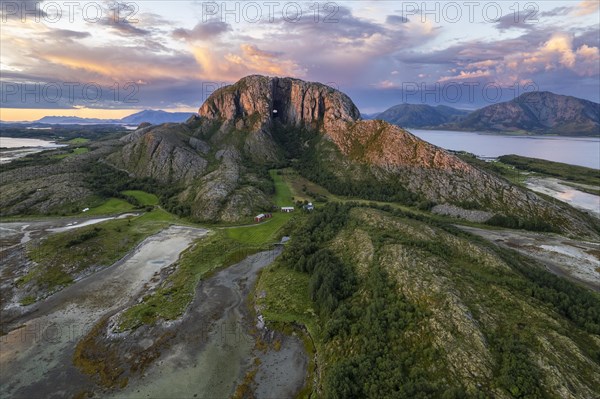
109;124;207;183
432;204;494;223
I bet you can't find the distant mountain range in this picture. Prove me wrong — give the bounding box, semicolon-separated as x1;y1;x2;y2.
375;104;469;128
375;92;600;136
32;110;194;125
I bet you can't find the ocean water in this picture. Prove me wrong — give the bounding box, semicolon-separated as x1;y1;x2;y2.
0;137;63;148
409;129;600;169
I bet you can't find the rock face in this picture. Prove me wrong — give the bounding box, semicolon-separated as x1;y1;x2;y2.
109;124;207;183
455;91;600;135
107;75;597;235
431;204;494;223
199;75;361;133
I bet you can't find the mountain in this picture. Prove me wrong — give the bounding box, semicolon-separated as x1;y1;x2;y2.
360;112;380;120
453;91;600;135
32;110;193;125
120;110;193;124
35;116;120;124
106;75;596;236
377;104;468;128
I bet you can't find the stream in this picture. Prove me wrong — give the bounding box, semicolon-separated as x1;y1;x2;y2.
0;225;308;398
113;247;307;399
0;226;208;398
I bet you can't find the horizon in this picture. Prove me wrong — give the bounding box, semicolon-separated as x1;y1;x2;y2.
1;1;599;119
2;81;598;122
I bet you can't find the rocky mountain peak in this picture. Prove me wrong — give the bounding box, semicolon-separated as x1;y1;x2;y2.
198;75;361;133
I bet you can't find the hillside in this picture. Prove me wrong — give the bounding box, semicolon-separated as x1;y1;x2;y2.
106;75;598;236
453;91;600;135
376;103;468;127
257;204;600;398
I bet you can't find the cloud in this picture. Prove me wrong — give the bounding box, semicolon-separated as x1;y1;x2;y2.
1;1;598;110
172;19;231;41
386;15;409;24
0;0;47;20
374;80;398;89
191;44;304;81
439;70;491;82
539;6;573;17
432;31;600;89
516;33;600;76
49;29;91;40
575;0;600;16
101;17;150;36
494;12;537;31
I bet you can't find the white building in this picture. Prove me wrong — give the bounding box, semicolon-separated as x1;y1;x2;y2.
281;206;294;213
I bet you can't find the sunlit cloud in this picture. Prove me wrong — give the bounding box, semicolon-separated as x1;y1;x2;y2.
1;1;598;112
575;0;600;16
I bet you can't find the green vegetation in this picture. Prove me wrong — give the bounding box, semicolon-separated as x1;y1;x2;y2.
485;214;559;233
256;266;315;330
269;169;294;206
83;198;135;216
84;162;191;217
271;124;423;207
20;295;37;306
459;152;600;196
21;210;178;298
52;147;90;159
0;124;127;142
67;138;91;144
226;213;293;245
499;154;600;187
0;148;62;172
121;190;159;206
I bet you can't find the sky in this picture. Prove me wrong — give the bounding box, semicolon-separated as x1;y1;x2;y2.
0;0;599;120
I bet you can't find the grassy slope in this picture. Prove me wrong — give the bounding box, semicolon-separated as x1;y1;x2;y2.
82;198;135;216
122;190;159;206
226;213;293;245
67;138;91;145
269;169;294;206
52;147;90;159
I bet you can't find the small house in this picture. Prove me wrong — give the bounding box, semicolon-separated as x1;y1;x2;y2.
255;214;266;222
305;202;314;211
281;207;294;213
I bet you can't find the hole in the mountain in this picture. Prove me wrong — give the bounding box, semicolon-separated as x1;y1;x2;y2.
272;100;283;118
